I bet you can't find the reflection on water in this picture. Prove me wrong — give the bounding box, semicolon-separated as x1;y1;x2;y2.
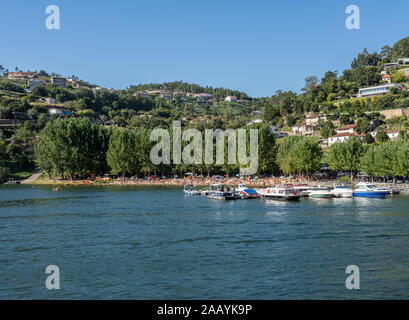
0;185;408;299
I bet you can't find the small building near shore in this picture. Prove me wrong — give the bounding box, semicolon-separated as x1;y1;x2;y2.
328;132;361;146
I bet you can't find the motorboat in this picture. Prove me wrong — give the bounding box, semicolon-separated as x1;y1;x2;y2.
262;186;301;201
292;184;310;197
331;184;354;198
306;187;333;198
183;184;201;196
207;184;236;200
353;182;389;198
236;184;260;199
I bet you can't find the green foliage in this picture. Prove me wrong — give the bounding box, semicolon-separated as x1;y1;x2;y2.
328;137;365;173
363;133;375;144
0;165;10;183
391;36;409;60
35;118;109;179
360;141;409;177
320;121;335;138
375;131;389;143
277;136;322;176
256;123;278;175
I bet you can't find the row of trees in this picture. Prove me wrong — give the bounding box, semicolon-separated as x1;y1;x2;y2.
34;118;279;179
30;118;409;181
328;137;409;178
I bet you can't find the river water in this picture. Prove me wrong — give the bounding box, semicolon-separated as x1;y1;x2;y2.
0;185;408;299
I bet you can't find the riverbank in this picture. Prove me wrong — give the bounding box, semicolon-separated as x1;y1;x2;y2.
26;175;409;194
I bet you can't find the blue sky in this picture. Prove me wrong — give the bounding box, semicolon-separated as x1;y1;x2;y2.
0;0;408;97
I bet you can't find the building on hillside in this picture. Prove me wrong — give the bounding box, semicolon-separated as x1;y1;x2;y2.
251;110;262;117
381;74;392;84
160;92;173;100
270;125;287;138
134;91;152;98
27;79;45;90
384;62;400;70
370;130;400;141
292;125;314;136
358;84;402;98
247;119;262;126
40;97;56;104
335;124;356;134
7;72;35;80
51;76;66;87
225;96;237;102
306;114;327;127
398;58;409;65
328;132;361;146
47;106;72;116
193;93;213;100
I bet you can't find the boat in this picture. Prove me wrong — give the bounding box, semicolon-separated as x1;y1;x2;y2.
236;184;260;199
292;184;310;197
353;182;389;198
331;184;354;198
207;184;236;200
306;187;333;198
183;184;201;196
262;186;301;201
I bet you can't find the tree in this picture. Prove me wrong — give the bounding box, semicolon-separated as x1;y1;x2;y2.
376;131;389;143
328;137;365;177
356;118;370;134
363;133;375;144
391;36;409;60
106;128;140;178
320;121;335;138
392;71;406;83
292;137;323;179
0;165;10;184
257;123;278;175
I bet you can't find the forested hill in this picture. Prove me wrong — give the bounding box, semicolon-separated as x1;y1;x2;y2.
128;81;249;99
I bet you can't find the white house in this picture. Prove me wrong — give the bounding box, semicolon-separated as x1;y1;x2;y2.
328;132;361;146
225;96;237;102
48;107;72;116
292;125;314;136
306;114;326;127
336;124;356;134
358;84;402;98
371;130;400;141
381;74;392;84
40;97;56;104
398;58;409;65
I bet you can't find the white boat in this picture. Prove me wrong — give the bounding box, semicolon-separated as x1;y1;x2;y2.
236;184;260;199
207;184;236;200
307;187;333;198
262;186;301;201
353;182;389;198
292;184;310;197
183;184;201;196
331;184;354;198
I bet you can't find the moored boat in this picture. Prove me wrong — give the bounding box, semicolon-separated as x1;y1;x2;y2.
292;184;310;197
236;184;260;199
183;184;201;196
331;184;354;198
307;187;333;198
353;182;388;198
262;186;301;201
207;184;236;200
